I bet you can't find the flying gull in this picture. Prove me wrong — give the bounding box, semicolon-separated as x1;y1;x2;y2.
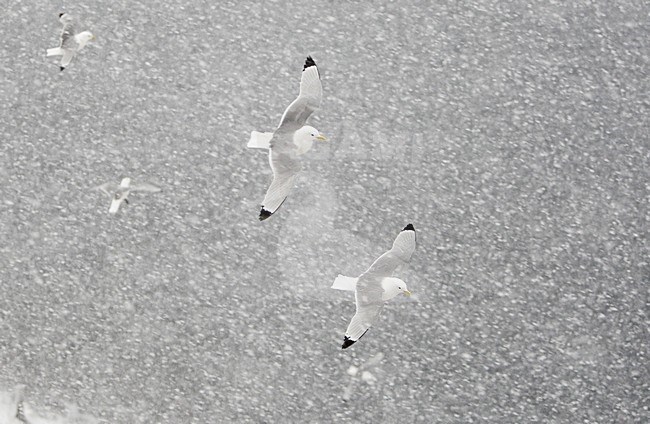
247;56;327;221
94;177;161;214
46;13;95;71
333;224;417;349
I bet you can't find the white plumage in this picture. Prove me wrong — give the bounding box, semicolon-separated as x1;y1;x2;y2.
47;13;95;71
248;56;328;221
334;224;417;349
94;178;161;214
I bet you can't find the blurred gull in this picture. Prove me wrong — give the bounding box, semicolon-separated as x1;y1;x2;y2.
333;224;417;349
0;385;98;423
46;13;95;71
0;385;25;424
94;177;161;214
247;56;327;221
343;352;385;401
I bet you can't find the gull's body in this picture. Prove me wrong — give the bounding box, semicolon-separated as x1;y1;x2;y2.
46;13;95;71
94;178;161;214
248;56;327;221
333;224;417;349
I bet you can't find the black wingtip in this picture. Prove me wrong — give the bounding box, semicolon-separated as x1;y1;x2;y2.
303;56;317;71
403;223;415;232
60;66;65;71
342;337;356;349
259;208;273;221
59;12;65;18
342;329;369;349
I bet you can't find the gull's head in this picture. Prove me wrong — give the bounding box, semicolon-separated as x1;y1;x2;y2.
79;31;96;44
381;277;412;301
303;125;327;142
398;283;412;297
293;125;327;155
75;31;96;49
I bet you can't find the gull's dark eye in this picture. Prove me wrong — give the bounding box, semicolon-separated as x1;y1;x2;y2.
398;287;402;290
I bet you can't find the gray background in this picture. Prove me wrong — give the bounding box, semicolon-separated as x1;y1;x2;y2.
0;0;647;422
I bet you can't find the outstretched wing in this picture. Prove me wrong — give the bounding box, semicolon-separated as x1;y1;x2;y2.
59;14;78;50
259;147;301;220
93;183;117;198
130;183;162;193
342;300;383;349
277;56;322;129
60;50;75;68
361;224;416;279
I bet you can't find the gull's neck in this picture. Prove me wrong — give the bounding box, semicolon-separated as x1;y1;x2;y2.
292;126;315;155
293;136;313;155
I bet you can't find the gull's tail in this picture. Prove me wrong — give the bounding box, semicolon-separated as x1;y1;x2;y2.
247;131;273;149
47;47;63;56
331;275;358;291
109;199;122;214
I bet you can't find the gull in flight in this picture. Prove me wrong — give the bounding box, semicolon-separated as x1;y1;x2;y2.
46;13;95;71
333;224;417;349
94;177;161;214
247;56;328;221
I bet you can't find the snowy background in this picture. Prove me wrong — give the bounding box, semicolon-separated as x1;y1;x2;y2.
1;0;648;422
